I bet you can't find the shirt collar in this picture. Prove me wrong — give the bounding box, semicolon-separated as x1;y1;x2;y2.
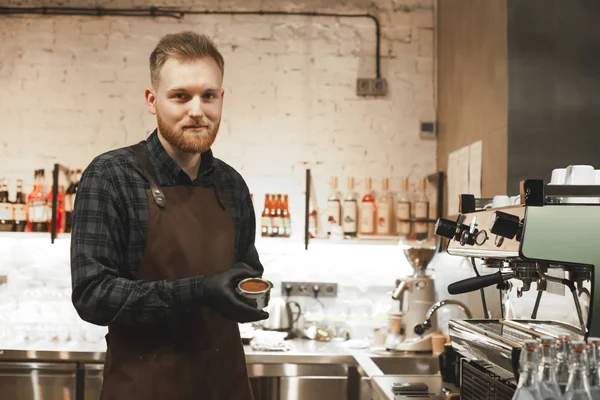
144;129;215;184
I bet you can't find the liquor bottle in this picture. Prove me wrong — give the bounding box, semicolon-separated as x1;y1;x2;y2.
537;336;562;399
27;169;49;232
308;202;318;239
413;178;429;238
64;170;76;233
270;194;282;237
261;194;272;238
275;194;285;237
564;341;593;400
282;194;291;238
47;184;65;234
376;178;393;235
326;177;341;237
587;338;600;400
0;178;13;232
395;177;411;237
557;335;573;393
342;177;358;238
511;340;544;400
359;177;376;235
12;179;27;232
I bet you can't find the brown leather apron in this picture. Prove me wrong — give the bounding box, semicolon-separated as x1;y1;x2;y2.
101;144;253;400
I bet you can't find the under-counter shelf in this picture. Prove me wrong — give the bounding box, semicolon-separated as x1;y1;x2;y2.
0;360;78;400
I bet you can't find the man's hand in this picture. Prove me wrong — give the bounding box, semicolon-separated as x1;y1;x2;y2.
204;267;269;323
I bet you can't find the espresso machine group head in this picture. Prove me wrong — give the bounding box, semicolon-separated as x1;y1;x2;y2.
434;179;600;399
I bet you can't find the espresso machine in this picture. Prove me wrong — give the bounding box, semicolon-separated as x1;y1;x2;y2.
386;239;438;352
434;179;600;399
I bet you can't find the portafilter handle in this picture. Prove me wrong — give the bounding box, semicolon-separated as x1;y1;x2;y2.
448;271;514;295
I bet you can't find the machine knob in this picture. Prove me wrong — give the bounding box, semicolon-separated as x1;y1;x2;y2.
490;211;521;239
414;324;426;336
435;218;458;239
459;230;476;246
435;218;469;241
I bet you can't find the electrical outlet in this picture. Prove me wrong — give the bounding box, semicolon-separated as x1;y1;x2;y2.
420;121;437;140
356;78;372;96
281;281;338;298
356;78;388;96
371;78;387;95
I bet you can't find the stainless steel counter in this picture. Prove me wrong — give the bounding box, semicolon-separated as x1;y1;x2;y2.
0;340;403;365
0;340;447;400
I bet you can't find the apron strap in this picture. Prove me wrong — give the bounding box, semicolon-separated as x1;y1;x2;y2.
211;173;226;210
131;143;167;208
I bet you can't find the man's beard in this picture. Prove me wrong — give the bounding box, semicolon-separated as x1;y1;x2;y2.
156;112;220;154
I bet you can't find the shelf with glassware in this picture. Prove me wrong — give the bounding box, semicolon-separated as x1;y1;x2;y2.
0;164;80;243
300;170;444;249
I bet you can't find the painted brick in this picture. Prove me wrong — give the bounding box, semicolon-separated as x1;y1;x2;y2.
0;0;436;240
410;9;434;28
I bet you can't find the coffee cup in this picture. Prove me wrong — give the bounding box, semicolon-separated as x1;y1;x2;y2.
387;313;403;335
483;195;511;209
565;165;598;203
550;168;567;185
566;165;595;185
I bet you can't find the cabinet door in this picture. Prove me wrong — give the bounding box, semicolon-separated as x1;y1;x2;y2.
84;363;105;400
0;361;77;399
280;376;347;400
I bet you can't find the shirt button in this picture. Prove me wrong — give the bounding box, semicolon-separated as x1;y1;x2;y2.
215;348;219;352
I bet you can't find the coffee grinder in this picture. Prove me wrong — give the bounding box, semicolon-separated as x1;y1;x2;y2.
387;239;438;352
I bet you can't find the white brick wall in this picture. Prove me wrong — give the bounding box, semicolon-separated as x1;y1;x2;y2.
0;0;436;238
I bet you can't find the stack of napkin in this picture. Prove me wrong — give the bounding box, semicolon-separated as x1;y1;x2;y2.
250;331;292;352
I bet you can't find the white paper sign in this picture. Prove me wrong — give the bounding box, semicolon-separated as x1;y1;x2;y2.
447;150;459;216
468;140;483;198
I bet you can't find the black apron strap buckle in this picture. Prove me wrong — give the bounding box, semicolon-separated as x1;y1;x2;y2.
130;143;167;208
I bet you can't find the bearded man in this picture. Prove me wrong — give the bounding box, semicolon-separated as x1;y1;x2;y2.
70;31;267;400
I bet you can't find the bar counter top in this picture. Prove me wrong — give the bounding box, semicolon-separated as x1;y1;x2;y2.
0;338;421;365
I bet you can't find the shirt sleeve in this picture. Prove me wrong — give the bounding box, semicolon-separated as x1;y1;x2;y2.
237;182;264;275
70;164;206;327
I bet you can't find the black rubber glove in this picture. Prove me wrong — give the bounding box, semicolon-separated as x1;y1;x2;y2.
203;267;269;323
233;262;254;272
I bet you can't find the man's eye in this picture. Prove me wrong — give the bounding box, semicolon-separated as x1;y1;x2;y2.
174;93;187;100
203;92;216;99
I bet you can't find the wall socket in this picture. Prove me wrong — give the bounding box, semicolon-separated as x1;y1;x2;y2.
281;281;338;298
356;78;388;96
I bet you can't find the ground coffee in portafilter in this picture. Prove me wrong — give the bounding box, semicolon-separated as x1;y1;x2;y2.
240;279;269;292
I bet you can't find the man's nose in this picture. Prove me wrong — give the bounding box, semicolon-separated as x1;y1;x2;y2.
188;97;204;118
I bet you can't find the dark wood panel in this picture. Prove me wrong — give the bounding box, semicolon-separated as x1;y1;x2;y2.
437;0;508;216
507;0;600;193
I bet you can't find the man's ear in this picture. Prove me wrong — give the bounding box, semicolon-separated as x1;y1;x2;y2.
145;88;157;115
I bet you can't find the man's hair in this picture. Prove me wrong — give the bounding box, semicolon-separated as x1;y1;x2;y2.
149;31;225;86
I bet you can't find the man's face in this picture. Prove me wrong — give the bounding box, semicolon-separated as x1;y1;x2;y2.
145;56;224;154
